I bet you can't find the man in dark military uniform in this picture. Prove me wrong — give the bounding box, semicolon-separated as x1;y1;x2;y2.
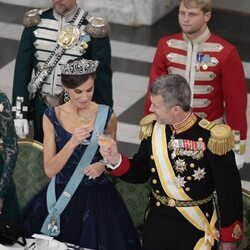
12;0;113;142
100;74;243;250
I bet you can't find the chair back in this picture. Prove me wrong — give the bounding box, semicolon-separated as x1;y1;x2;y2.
13;139;49;210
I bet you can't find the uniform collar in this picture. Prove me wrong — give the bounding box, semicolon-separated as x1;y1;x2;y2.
171;112;197;134
183;27;211;44
53;4;78;22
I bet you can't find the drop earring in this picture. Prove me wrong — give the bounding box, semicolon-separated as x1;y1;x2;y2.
64;90;70;103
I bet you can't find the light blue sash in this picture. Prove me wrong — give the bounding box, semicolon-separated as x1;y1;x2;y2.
41;105;108;236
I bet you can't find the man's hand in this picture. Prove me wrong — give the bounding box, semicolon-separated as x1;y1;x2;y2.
14;118;29;139
220;242;237;250
99;139;120;165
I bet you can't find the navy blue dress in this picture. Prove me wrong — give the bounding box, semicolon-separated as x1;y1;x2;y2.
21;107;141;250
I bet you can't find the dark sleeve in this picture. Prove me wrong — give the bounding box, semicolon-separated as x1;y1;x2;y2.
12;27;35;118
90;36;113;108
0;93;18;198
208;150;243;241
113;139;151;184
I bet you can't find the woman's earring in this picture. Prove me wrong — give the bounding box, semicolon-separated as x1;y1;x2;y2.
64;90;70;103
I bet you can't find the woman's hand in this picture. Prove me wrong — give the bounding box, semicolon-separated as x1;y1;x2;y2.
83;162;105;179
70;125;91;147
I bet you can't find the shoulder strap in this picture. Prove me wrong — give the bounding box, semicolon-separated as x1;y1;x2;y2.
41;105;109;236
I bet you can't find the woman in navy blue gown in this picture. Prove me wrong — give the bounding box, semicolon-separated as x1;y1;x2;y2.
20;58;141;250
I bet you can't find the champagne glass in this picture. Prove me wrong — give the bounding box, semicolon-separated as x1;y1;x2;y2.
79;112;93;145
98;129;114;164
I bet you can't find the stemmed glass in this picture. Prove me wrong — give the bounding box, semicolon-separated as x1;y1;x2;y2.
79;112;93;145
98;129;114;164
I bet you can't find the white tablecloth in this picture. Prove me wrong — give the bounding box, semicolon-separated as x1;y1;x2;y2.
0;238;34;249
0;238;94;250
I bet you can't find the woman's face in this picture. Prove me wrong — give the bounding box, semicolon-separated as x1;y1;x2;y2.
66;78;94;109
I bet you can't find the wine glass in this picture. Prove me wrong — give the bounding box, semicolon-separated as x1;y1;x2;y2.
98;129;114;164
79;112;93;145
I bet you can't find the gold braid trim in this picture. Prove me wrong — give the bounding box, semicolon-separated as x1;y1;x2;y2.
23;9;41;27
139;113;156;140
199;119;234;155
85;16;110;38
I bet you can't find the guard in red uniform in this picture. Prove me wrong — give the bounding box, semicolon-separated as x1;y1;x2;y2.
144;0;247;156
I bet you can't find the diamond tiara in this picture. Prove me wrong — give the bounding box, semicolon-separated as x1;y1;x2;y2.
61;59;99;75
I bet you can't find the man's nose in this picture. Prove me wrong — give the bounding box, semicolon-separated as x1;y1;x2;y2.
183;14;190;21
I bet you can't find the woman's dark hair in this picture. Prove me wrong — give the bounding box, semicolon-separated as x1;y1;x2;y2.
61;73;96;89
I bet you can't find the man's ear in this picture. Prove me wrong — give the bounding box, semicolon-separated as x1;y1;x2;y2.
173;105;182;114
204;11;212;23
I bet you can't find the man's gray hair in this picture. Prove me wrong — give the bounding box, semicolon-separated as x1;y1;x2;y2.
149;74;191;112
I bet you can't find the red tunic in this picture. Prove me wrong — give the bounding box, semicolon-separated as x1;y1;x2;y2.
144;29;247;149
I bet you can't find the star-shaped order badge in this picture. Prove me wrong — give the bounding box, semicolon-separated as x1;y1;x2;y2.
192;167;206;181
174;158;187;173
174;174;187;188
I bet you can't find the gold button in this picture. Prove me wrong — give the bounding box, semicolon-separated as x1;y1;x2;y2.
152;179;157;184
185;187;190;192
168;199;176;207
190;163;195;168
198;137;203;142
156;190;160;194
156;201;161;207
150;155;154;160
151;168;156;173
206;213;209;217
187;176;192;180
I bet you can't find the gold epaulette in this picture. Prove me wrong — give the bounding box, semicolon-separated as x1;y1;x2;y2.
199;119;234;155
139;113;156;140
23;8;50;27
85;16;110;38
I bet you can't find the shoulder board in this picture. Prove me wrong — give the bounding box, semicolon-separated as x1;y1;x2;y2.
198;119;234;155
84;15;110;38
23;8;50;27
139;113;157;140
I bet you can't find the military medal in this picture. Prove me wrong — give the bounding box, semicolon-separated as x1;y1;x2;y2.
196;51;203;71
47;216;60;234
168;138;206;160
196;52;211;71
192;167;206;181
174;158;187;173
174;174;187;188
78;33;91;53
58;24;80;49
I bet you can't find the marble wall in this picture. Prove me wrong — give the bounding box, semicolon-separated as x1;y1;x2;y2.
0;0;177;26
1;0;250;26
